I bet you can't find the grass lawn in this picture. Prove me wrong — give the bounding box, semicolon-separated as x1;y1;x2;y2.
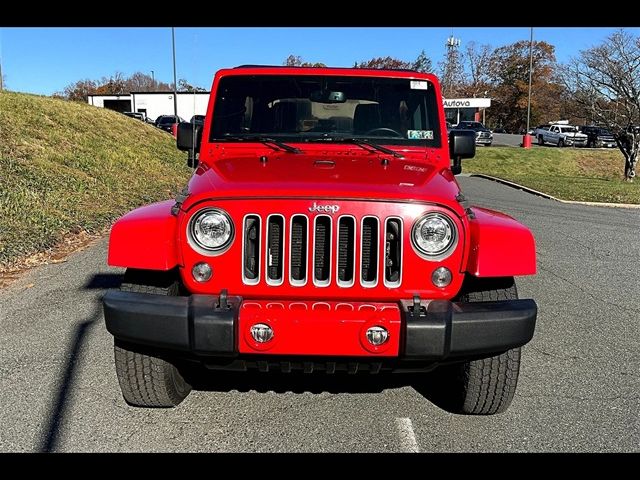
0;91;191;269
466;146;640;204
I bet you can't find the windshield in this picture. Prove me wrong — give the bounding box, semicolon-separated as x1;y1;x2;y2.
559;126;578;133
210;75;441;147
458;121;485;130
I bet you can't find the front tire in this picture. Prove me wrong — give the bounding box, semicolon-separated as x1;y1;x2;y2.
558;138;565;147
435;277;523;415
113;269;192;407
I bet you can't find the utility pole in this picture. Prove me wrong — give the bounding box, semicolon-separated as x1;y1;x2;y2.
443;35;462;99
171;27;178;118
0;28;3;92
151;70;155;84
526;27;534;135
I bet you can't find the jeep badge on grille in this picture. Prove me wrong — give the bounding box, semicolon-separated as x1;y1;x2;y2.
308;202;340;214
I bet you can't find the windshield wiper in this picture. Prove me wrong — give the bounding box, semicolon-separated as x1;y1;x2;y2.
320;136;404;159
219;134;301;154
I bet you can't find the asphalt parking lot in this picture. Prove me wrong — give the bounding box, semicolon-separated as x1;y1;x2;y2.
1;176;638;452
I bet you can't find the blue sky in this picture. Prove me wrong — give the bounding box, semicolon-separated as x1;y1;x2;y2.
1;27;635;95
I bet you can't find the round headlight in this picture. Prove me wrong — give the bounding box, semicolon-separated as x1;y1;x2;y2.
188;208;234;253
411;213;457;258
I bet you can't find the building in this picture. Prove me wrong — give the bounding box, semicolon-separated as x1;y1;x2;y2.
88;91;210;122
443;98;491;125
89;91;492;129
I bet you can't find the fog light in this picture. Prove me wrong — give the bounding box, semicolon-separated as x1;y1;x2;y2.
250;323;274;343
432;266;452;287
192;262;212;282
366;326;389;346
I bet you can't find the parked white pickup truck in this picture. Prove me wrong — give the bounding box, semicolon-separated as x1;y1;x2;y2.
534;124;588;147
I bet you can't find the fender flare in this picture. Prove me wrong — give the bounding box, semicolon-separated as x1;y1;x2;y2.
108;200;180;271
466;207;536;277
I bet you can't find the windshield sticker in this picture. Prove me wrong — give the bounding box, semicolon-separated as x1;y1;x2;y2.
408;130;433;140
410;80;429;90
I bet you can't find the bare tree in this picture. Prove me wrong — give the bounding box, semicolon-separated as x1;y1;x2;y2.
126;72;158;92
563;29;640;181
462;41;494;98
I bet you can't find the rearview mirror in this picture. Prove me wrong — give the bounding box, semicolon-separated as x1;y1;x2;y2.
177;122;202;167
449;129;476;175
310;90;346;103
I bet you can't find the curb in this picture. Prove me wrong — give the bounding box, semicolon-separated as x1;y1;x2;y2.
469;174;640;209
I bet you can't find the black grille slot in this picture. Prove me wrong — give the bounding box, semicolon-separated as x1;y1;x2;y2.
361;217;378;285
243;215;260;282
337;217;355;284
385;218;402;286
267;216;284;283
314;216;332;284
290;215;307;283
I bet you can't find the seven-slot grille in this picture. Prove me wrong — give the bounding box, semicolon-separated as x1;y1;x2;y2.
242;214;402;288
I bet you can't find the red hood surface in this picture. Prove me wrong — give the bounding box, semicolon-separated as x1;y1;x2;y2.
183;147;462;213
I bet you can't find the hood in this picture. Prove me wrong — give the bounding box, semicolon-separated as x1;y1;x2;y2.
565;131;587;138
184;150;462;211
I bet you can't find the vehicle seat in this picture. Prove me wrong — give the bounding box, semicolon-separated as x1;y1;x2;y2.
272;102;299;133
353;104;381;134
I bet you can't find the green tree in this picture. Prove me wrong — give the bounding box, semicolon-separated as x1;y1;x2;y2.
283;55;326;67
488;40;563;134
177;78;207;92
412;50;432;73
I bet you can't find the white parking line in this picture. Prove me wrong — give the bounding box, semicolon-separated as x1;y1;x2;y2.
395;417;419;453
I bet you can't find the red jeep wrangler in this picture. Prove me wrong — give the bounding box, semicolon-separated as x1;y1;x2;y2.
103;66;537;414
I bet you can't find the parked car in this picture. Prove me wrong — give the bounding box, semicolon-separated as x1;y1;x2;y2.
155;115;184;132
123;111;146;122
534;123;588;147
452;121;493;146
103;65;537;414
190;115;206;126
579;126;617;148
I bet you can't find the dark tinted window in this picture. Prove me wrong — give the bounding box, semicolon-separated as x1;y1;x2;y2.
457;121;485;130
210;75;441;147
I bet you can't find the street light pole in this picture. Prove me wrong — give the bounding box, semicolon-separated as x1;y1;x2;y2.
526;27;534;135
171;27;178;118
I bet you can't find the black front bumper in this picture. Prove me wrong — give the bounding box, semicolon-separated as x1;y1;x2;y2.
103;291;536;362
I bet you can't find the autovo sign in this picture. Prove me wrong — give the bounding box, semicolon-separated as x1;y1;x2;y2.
442;98;491;108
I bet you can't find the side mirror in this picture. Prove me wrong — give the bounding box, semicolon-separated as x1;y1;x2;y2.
177;122;202;167
449;129;476;175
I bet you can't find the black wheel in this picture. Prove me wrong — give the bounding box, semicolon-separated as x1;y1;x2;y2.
114;269;192;407
558;138;565;147
537;135;544;145
435;276;523;415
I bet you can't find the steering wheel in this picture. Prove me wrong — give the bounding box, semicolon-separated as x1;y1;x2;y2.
364;127;404;138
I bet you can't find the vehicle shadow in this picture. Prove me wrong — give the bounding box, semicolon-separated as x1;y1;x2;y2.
185;364;462;413
83;273;123;290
